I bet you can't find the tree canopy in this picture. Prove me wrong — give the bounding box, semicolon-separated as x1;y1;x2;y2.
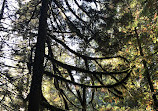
0;0;158;110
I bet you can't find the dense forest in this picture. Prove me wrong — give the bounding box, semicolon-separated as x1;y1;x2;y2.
0;0;158;110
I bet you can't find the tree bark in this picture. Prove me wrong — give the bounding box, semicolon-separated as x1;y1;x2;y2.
28;0;49;111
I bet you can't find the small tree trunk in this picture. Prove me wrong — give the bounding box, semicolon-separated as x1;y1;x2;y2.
82;87;87;111
135;28;158;110
28;0;49;111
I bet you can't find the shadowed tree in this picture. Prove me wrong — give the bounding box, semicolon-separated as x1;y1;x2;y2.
26;0;133;110
28;0;49;111
1;0;138;110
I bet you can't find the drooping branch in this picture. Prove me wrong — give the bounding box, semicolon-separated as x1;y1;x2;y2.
45;54;130;76
44;70;131;88
44;41;133;88
47;34;129;62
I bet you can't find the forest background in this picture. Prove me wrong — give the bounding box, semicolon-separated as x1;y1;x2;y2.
0;0;158;111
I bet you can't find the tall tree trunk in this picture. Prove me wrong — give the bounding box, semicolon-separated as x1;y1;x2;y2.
28;0;49;111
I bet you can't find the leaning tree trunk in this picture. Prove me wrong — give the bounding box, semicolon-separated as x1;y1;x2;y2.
0;0;6;22
135;28;158;110
28;0;49;111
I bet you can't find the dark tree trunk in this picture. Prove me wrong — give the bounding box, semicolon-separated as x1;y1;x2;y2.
82;87;87;111
28;0;49;111
0;0;6;22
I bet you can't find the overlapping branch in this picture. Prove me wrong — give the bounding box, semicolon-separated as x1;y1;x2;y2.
47;33;129;62
44;70;131;88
